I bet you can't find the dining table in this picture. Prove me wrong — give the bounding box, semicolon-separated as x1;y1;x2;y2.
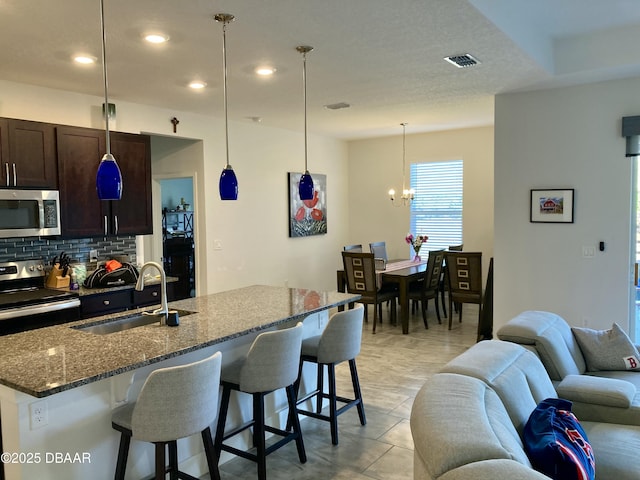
337;258;427;334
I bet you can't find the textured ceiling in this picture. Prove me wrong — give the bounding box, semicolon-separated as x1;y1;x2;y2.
1;0;640;139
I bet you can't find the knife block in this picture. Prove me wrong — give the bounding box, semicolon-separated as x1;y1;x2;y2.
46;266;70;289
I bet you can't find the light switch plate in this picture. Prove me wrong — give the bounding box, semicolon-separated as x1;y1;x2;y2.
582;246;595;258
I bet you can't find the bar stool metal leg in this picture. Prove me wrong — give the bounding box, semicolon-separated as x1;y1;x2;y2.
350;359;366;426
114;433;130;480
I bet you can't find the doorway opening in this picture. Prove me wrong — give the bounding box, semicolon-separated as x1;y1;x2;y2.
160;177;195;299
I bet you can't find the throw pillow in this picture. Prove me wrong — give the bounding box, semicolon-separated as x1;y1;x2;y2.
571;323;640;371
524;398;595;480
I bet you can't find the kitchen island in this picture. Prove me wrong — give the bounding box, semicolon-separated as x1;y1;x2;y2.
0;285;359;480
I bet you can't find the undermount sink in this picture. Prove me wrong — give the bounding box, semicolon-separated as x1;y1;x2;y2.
72;309;196;335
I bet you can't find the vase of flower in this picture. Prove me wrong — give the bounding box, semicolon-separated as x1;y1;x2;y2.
405;233;429;262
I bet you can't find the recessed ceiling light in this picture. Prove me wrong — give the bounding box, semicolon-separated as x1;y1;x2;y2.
255;66;276;76
73;55;97;65
144;33;170;44
188;81;207;90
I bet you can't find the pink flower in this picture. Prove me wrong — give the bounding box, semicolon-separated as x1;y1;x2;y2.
405;233;429;252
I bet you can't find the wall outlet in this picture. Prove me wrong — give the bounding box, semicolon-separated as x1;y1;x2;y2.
29;400;48;429
213;239;222;250
89;249;99;262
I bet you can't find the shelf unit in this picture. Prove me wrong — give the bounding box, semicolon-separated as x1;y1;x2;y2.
162;210;195;300
162;210;193;241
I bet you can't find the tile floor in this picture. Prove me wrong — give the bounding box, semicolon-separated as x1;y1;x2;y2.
208;302;480;480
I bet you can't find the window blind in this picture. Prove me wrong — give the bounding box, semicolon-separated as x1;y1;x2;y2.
410;160;463;251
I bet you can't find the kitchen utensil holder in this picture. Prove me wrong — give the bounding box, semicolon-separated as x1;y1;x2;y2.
46;266;70;289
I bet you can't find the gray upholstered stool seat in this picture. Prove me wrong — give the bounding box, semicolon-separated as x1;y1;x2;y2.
214;323;305;480
294;304;366;445
111;351;222;480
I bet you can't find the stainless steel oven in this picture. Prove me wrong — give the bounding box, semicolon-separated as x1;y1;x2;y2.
0;189;61;238
0;259;79;335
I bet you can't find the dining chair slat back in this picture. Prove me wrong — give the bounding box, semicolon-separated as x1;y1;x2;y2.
343;244;363;253
408;249;445;329
444;251;483;330
341;251;397;333
440;244;464;317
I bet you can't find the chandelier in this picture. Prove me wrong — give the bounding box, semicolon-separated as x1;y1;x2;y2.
388;123;415;206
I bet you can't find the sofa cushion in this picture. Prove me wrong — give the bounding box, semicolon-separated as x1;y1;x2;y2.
523;397;595;480
440;340;558;434
498;311;587;380
580;420;640;480
437;459;552;480
557;375;637;408
411;373;531;479
571;323;640;372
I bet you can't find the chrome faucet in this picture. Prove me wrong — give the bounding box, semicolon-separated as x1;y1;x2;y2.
135;261;169;323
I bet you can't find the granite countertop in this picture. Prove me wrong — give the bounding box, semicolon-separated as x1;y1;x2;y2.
0;286;359;398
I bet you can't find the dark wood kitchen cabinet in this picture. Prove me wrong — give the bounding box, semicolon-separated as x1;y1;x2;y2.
56;126;152;237
80;283;175;319
0;118;57;188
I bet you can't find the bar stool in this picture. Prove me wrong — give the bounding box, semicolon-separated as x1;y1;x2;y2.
214;323;305;480
294;304;366;445
111;351;222;480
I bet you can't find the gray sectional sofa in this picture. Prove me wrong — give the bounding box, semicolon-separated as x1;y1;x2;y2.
410;339;640;480
498;310;640;426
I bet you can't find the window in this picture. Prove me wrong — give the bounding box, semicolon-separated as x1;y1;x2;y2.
410;160;463;251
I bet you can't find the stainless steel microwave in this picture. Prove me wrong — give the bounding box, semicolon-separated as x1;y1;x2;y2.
0;190;61;238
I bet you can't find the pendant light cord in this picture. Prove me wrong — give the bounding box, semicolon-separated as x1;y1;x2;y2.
100;0;111;155
303;50;308;172
401;122;407;192
222;18;230;168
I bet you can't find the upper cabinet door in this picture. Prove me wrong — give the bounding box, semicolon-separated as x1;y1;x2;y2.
0;119;8;185
109;132;152;236
3;119;57;189
56;126;153;238
56;126;108;237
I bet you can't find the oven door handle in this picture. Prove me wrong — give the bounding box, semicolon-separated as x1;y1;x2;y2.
0;298;81;321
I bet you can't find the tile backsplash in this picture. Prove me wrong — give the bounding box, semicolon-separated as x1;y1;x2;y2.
0;236;137;266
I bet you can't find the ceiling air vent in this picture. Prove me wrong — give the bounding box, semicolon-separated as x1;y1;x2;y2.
324;102;350;110
444;54;480;68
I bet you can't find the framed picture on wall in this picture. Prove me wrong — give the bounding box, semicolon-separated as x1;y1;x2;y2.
530;188;574;223
288;172;327;237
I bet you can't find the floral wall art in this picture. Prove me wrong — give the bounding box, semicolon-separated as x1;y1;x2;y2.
288;172;327;237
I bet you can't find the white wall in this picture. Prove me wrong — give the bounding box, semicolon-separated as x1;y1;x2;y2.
494;77;639;334
0;79;350;294
160;177;194;210
347;126;494;274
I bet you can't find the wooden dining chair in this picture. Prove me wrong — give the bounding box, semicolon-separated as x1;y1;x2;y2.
444;251;483;330
477;257;493;342
341;251;397;333
407;249;445;329
343;244;363;253
440;244;463;318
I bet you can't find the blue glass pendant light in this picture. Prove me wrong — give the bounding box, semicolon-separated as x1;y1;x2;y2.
215;13;238;200
297;46;314;201
96;0;122;200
